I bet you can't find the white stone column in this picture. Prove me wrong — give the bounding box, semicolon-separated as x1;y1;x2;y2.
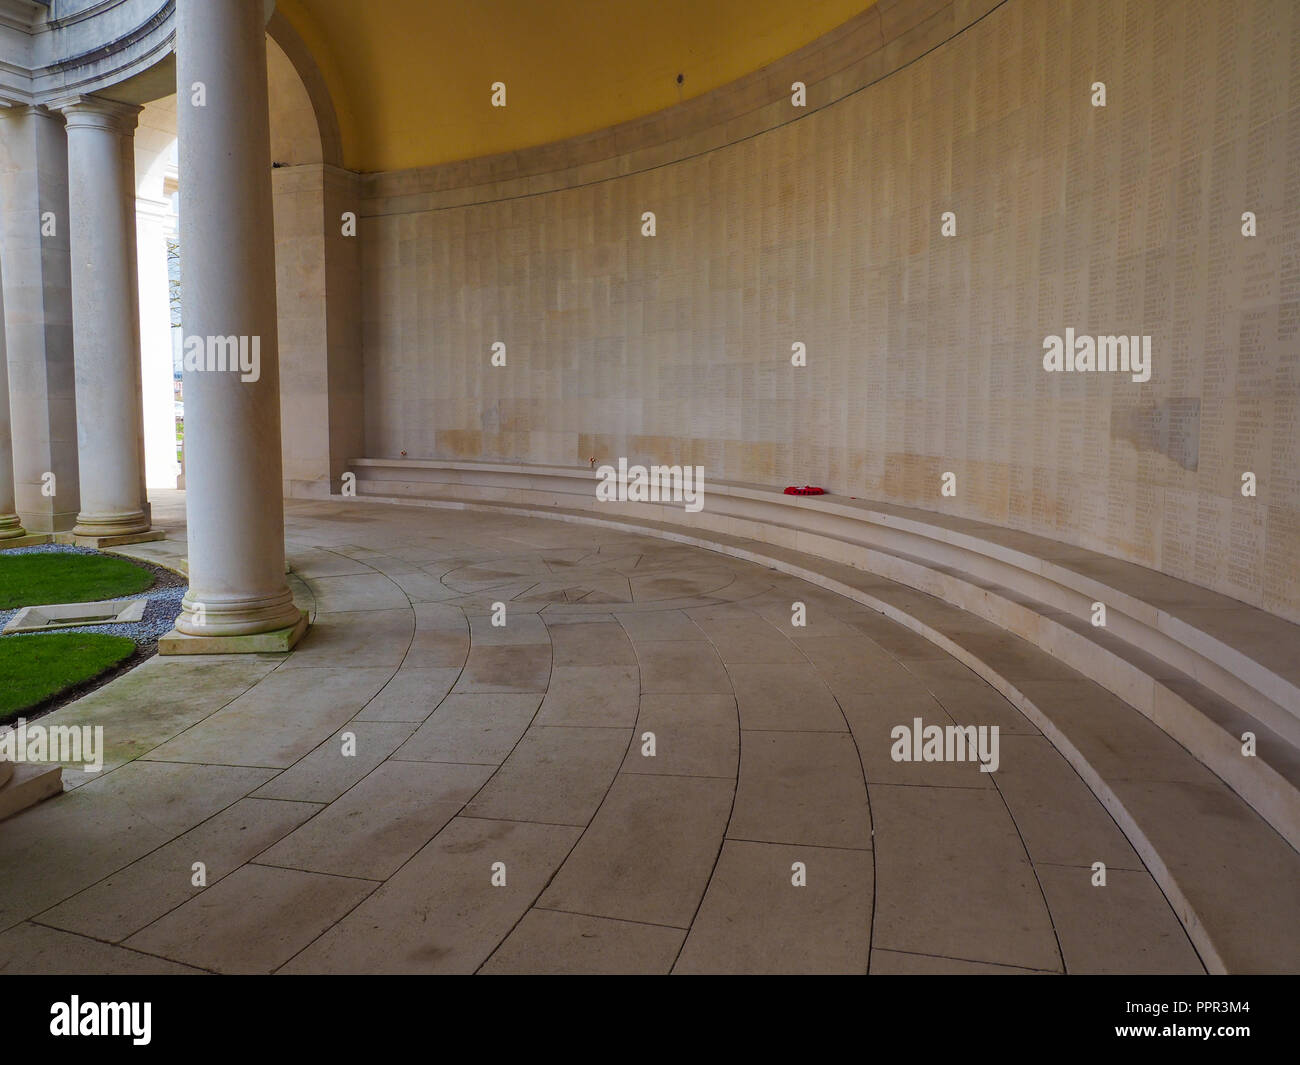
0;254;25;540
168;0;303;644
59;96;153;540
0;105;80;533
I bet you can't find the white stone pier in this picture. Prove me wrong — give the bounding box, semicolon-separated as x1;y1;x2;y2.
161;0;306;652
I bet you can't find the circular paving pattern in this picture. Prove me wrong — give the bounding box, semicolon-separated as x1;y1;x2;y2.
0;498;1205;974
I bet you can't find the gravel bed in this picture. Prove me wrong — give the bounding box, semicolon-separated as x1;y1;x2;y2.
0;544;186;644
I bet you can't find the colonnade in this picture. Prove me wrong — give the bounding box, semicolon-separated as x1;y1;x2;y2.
0;0;303;649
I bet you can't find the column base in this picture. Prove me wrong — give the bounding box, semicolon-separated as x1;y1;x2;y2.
72;510;153;539
0;761;63;821
0;514;27;539
60;529;167;549
0;532;54;550
158;609;310;655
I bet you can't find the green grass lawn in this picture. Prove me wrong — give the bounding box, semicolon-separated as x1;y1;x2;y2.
0;552;154;610
0;632;137;721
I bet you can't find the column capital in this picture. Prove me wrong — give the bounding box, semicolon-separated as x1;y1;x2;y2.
51;94;142;133
0;102;64;123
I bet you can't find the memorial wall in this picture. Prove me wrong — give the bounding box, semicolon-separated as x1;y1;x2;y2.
358;0;1300;621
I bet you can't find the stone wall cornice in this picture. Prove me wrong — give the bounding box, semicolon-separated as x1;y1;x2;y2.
45;0;124;31
0;1;47;34
0;0;173;105
270;159;356;195
38;0;170;74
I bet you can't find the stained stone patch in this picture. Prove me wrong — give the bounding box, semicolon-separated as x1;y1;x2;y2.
441;553;736;604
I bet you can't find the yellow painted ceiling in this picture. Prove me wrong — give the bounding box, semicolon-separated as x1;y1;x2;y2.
281;0;877;173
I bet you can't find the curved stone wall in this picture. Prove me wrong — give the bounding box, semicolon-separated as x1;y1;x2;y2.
359;0;1300;622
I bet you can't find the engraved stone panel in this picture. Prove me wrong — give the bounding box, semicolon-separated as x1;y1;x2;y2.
359;0;1300;621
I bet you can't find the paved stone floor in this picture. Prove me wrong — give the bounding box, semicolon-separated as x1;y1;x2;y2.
0;494;1206;973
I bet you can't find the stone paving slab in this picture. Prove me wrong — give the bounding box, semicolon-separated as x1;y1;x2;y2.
870;783;1062;972
36;653;282;786
256;760;492;880
731;663;847;732
538;773;734;928
991;734;1145;871
729;731;871;849
1035;864;1204;974
140;667;394;768
462;725;631;825
675;840;872;974
481;910;685;975
536;664;640;727
619;693;738;778
835;686;998;789
869;949;1047;974
350;666;462;722
122;864;377;973
614;609;702;641
0;923;205;974
546;618;638;666
37;796;322;942
453;644;552;693
251;721;418;802
0;762;277;934
280;817;583;974
636;640;732;693
393;693;542;765
276;607;413;669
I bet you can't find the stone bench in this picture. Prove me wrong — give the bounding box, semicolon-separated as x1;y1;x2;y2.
346;456;1300;972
